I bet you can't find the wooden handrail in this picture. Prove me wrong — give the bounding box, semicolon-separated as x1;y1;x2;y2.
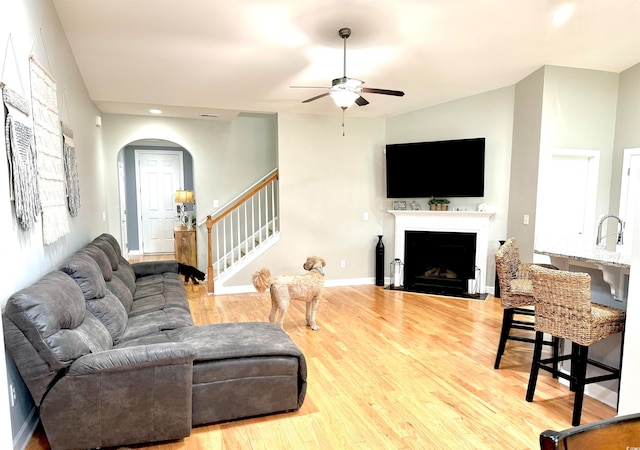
208;171;278;228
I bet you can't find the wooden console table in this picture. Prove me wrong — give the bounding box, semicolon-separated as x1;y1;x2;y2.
174;227;197;267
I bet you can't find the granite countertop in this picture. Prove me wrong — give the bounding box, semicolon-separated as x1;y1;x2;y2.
535;241;631;269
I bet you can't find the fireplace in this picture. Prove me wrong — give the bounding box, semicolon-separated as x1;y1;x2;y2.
389;210;495;295
404;231;476;295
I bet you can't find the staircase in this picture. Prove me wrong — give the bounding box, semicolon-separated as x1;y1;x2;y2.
204;170;279;293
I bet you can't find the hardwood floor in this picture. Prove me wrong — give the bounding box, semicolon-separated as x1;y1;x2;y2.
27;259;617;449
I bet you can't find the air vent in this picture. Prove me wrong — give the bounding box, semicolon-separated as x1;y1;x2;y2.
199;113;219;118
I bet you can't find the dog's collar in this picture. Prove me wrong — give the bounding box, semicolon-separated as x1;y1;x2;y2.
312;267;325;277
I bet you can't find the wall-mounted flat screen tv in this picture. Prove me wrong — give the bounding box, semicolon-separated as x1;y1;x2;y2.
386;137;485;198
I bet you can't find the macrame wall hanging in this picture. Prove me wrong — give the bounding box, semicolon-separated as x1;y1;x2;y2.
2;33;42;230
3;85;42;229
61;117;80;216
29;30;69;245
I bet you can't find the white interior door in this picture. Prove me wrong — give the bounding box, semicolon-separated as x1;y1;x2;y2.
536;149;599;246
618;148;640;255
135;150;183;254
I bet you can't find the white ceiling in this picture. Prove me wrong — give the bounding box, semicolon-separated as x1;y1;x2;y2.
52;0;640;121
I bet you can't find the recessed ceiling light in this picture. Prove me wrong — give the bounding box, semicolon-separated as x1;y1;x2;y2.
149;108;162;114
552;4;574;26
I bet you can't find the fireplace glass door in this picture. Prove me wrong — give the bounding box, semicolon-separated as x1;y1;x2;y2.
404;231;477;296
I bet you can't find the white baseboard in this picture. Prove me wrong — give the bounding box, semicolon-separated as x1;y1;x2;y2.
210;277;377;295
210;278;496;296
13;407;39;450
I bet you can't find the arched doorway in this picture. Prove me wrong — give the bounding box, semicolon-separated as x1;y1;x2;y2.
117;139;194;257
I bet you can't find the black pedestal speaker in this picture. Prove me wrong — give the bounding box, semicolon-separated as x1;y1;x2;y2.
375;235;385;286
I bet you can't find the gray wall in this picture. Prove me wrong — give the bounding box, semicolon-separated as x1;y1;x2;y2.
386;86;517;285
509;65;622;259
611;62;640;214
1;1;107;447
541;66;619;237
101;113;278;271
3;0;640;446
507;67;545;259
616;62;640;412
230;113;387;286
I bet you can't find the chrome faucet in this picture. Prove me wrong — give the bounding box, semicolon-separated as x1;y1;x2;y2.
596;214;624;247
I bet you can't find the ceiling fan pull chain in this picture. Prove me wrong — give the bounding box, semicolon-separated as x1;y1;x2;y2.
342;109;346;136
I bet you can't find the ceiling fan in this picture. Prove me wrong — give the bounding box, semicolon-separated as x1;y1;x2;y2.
295;28;405;110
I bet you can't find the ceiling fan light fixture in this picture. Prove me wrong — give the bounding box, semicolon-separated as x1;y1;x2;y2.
330;89;359;109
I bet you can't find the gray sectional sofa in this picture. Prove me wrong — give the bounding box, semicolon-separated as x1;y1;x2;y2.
3;233;307;450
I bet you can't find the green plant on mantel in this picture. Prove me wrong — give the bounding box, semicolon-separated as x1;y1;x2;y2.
428;198;450;211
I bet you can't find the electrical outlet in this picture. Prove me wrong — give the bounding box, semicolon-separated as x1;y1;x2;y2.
363;212;369;221
213;200;219;208
340;260;346;268
10;384;16;407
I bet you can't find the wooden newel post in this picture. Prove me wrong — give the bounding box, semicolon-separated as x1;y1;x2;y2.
206;215;214;294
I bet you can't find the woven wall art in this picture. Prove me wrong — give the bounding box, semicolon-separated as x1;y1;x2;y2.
29;56;69;244
61;122;80;216
3;84;42;229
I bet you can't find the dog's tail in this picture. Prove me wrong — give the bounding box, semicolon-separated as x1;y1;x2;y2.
251;268;272;292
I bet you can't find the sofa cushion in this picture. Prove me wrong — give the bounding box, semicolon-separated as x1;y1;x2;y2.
86;291;128;344
4;271;113;370
95;233;123;260
119;308;194;343
90;237;119;270
114;258;137;295
60;253;107;301
80;245;113;281
106;277;134;314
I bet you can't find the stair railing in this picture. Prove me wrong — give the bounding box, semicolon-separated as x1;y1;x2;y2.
205;170;279;293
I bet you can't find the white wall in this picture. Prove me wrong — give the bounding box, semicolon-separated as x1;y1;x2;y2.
385;86;517;289
1;0;106;447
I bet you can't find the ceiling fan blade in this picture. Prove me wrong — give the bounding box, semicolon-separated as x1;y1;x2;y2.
355;96;369;106
302;92;330;103
361;87;405;97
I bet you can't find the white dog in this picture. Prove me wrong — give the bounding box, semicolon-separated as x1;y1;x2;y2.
251;256;325;330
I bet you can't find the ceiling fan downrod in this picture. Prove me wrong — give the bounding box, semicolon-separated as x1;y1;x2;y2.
339;27;351;78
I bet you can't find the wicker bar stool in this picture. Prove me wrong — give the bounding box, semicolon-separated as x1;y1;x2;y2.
526;265;626;426
494;237;559;369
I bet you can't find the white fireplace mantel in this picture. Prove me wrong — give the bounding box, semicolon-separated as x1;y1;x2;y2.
388;210;495;293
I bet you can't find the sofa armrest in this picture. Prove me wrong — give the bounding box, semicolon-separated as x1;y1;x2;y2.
41;342;196;449
132;260;179;278
69;342;196;375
